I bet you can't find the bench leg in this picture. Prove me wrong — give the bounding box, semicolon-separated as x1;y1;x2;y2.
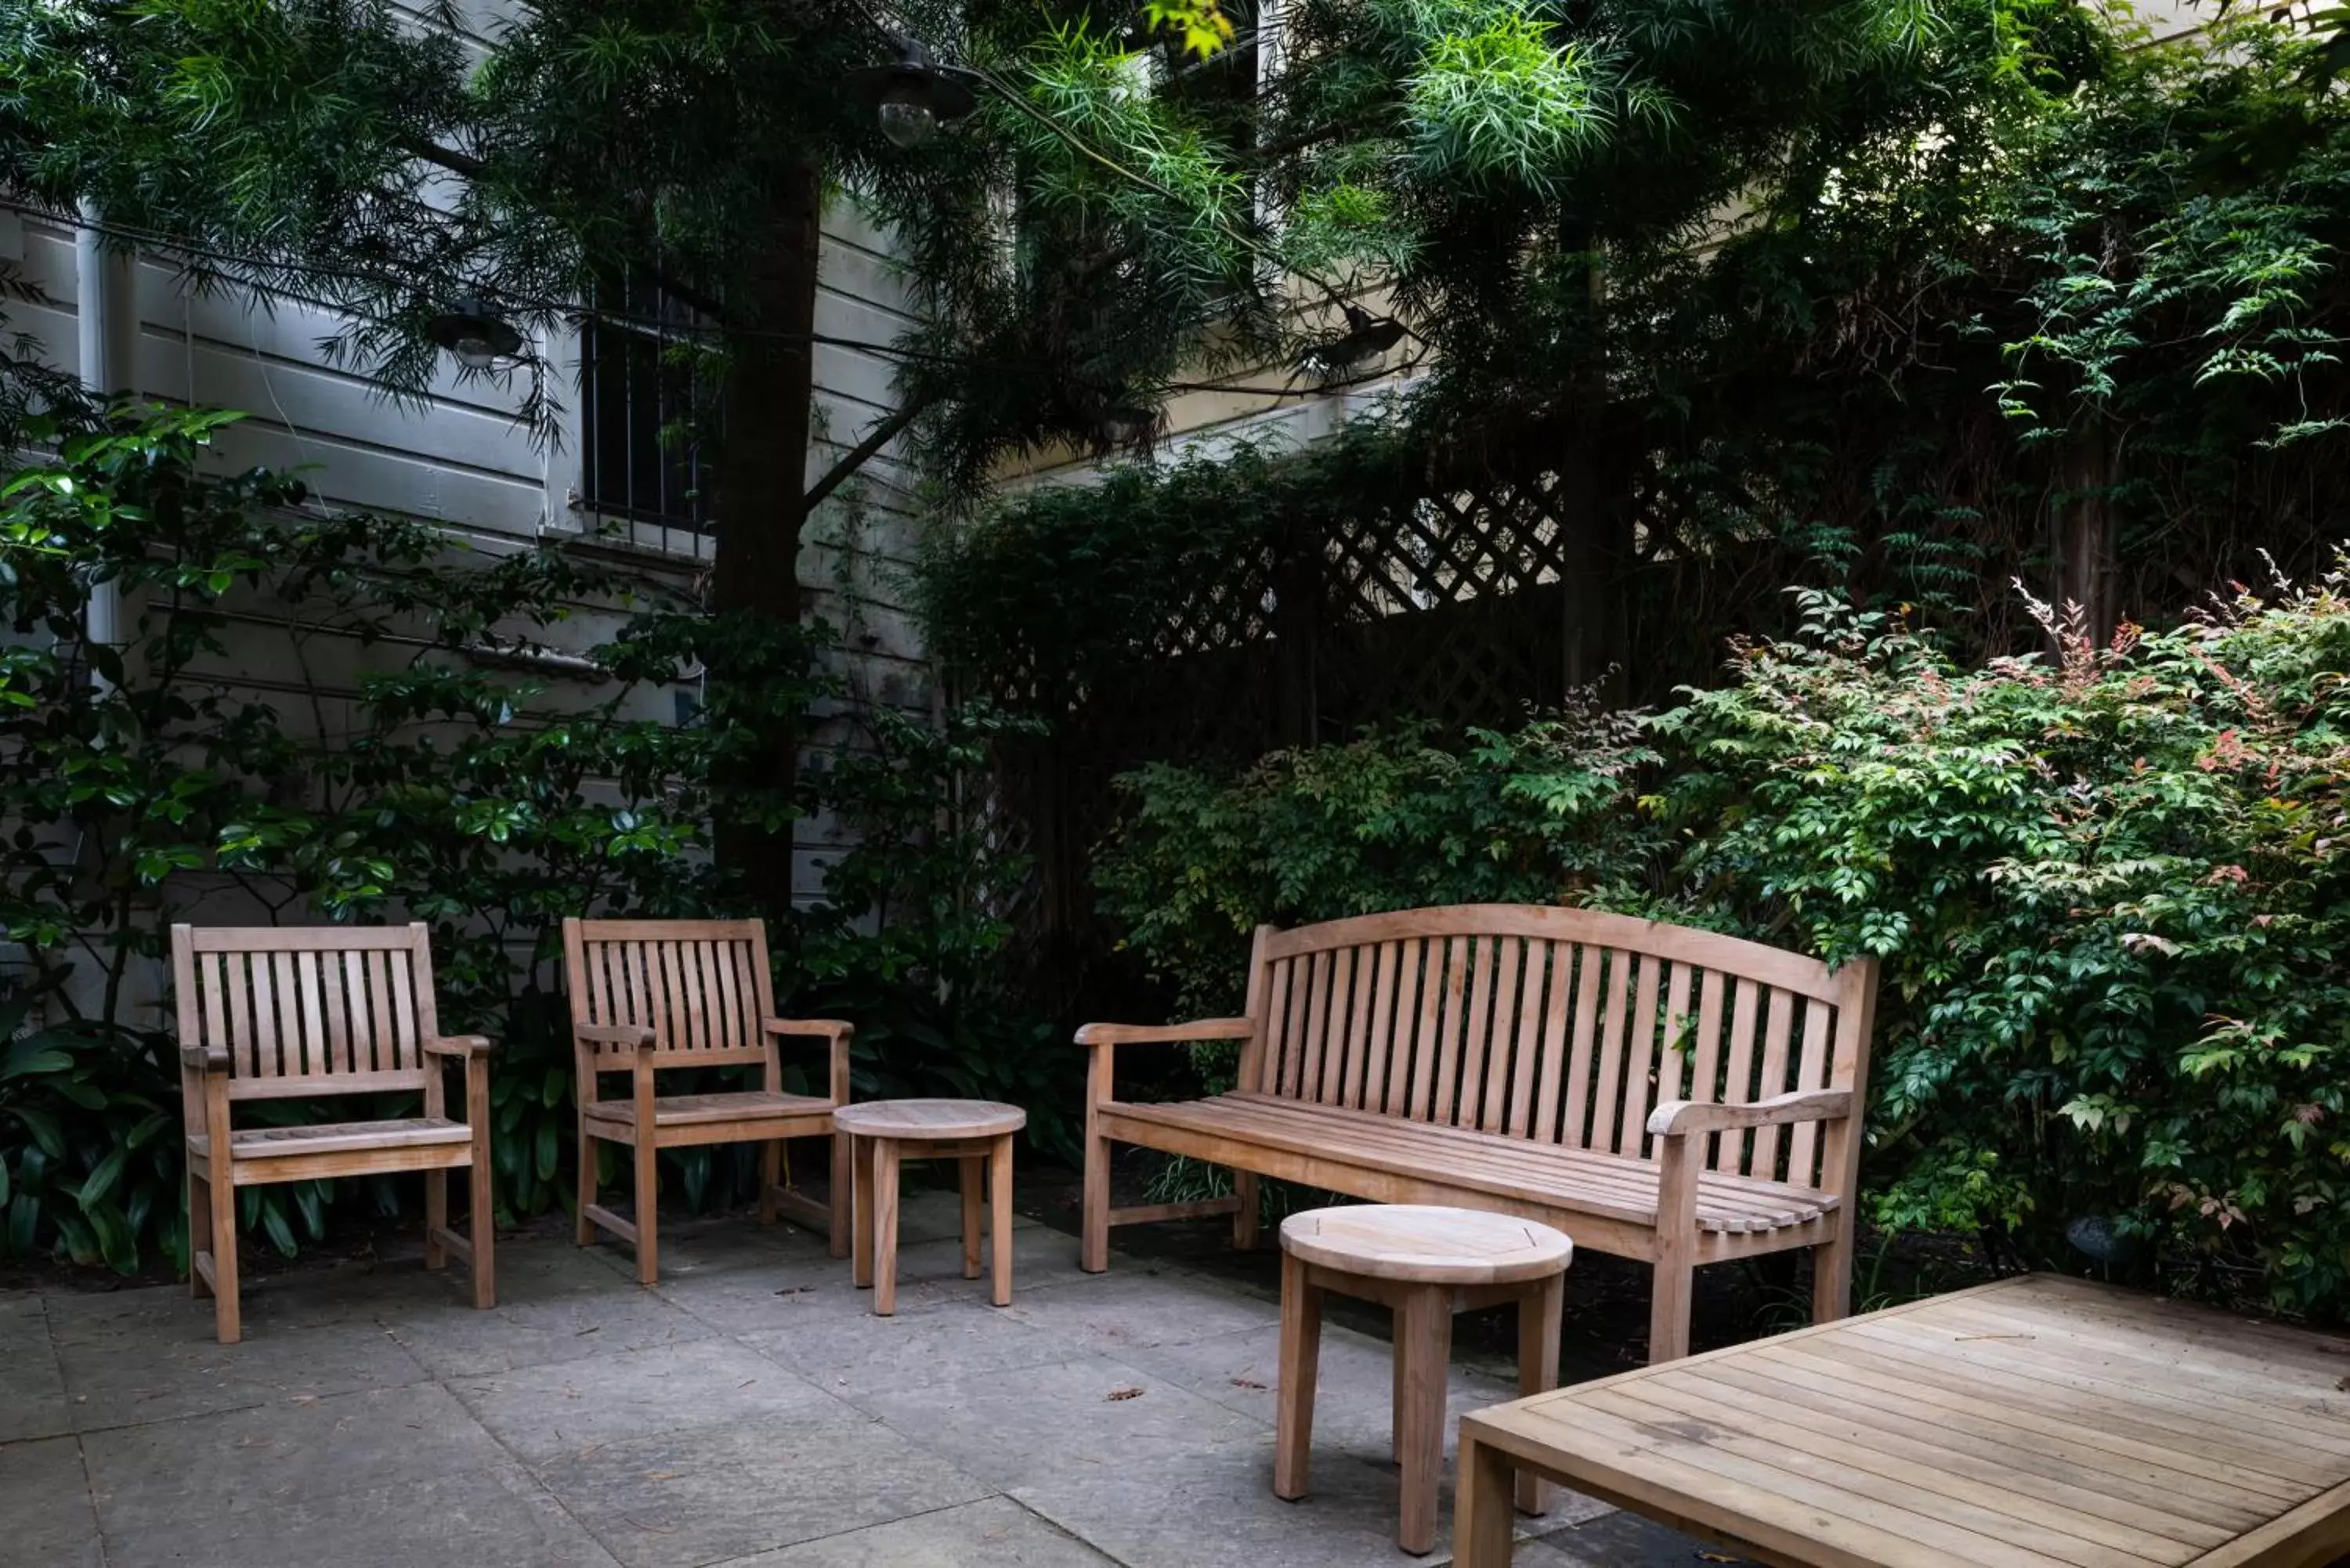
1813;1227;1853;1324
1395;1285;1452;1556
1648;1259;1693;1364
1454;1429;1517;1568
1273;1248;1322;1500
1081;1060;1111;1274
872;1138;902;1317
1232;1171;1260;1251
1516;1272;1562;1515
989;1133;1014;1308
960;1155;985;1280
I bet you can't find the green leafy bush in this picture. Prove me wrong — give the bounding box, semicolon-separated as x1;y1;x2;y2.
1097;574;2350;1317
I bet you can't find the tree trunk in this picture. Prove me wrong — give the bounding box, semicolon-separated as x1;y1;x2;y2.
1556;229;1625;703
711;157;824;911
2054;416;2115;648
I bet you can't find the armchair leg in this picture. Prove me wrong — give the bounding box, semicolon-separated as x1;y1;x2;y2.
425;1166;449;1271
757;1140;782;1226
209;1171;241;1345
632;1136;660;1286
187;1165;213;1300
574;1122;597;1247
468;1151;497;1310
826;1130;850;1260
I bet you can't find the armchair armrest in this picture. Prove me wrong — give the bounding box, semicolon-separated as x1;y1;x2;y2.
763;1018;852;1042
422;1035;494;1058
1647;1089;1853;1139
1075;1018;1255;1048
763;1018;852;1108
575;1022;656;1053
179;1044;231;1075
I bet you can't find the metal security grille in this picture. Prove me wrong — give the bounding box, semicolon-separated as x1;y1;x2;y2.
580;277;714;534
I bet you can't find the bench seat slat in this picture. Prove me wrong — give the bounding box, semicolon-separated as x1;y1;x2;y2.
1113;1093;1835;1234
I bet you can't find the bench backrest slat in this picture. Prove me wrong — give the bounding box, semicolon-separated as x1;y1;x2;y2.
1246;905;1870;1190
172;923;438;1104
562;917;775;1068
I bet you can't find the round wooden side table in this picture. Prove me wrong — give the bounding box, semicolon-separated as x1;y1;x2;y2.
833;1099;1025;1316
1274;1205;1573;1555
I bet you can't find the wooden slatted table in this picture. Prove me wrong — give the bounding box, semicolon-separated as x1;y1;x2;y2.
1454;1274;2350;1568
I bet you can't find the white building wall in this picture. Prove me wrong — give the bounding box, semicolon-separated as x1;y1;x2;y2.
5;186;931;920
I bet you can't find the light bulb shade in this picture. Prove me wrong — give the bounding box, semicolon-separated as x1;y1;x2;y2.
1301;307;1407;381
844;37;978;146
426;294;523;366
877;95;938;149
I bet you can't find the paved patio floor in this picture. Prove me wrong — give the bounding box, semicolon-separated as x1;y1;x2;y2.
2;1189;1717;1567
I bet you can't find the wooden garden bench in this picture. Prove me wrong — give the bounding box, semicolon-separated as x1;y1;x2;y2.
562;917;851;1283
1079;904;1878;1361
172;923;496;1343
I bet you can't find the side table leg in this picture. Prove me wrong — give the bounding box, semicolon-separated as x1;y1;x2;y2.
873;1138;901;1317
1395;1285;1452;1556
851;1134;875;1289
1453;1428;1517;1568
1516;1272;1564;1515
1273;1250;1322;1500
989;1133;1014;1307
960;1155;985;1280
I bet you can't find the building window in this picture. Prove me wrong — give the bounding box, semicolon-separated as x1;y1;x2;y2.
579;276;714;534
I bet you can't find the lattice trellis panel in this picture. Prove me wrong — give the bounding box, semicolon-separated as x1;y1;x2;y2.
982;454;1580;975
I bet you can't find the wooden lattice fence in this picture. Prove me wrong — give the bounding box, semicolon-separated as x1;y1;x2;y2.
969;457;1589;1003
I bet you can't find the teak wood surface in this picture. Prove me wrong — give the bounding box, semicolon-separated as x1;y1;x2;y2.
1274;1205;1572;1555
837;1099;1025;1316
172;922;495;1343
1452;1273;2350;1568
1077;904;1879;1362
562;917;852;1284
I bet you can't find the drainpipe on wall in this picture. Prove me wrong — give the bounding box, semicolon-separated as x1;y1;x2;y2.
74;199;131;690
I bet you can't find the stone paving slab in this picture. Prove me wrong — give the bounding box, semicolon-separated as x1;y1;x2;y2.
0;1209;1727;1567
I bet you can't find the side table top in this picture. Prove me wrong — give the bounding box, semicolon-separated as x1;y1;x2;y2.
1280;1205;1573;1285
832;1098;1027;1140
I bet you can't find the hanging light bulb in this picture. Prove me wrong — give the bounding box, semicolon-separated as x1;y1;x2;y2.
844;38;978;150
425;294;523;370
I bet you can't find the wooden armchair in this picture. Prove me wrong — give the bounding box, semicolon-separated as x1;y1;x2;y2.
562;918;851;1283
172;923;495;1343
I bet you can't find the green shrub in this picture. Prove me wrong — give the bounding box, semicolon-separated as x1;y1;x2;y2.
0;403;1036;1272
1096;574;2350;1317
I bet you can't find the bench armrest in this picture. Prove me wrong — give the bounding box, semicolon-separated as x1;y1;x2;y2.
1075;1018;1255;1048
575;1022;656;1053
422;1035;494;1058
1647;1089;1853;1139
179;1044;231;1075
